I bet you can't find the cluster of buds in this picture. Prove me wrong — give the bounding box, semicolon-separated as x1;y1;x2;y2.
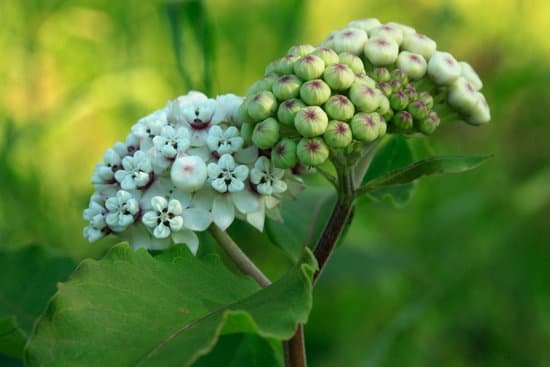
238;18;490;167
84;92;303;253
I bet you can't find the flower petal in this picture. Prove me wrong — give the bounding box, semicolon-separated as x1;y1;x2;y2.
172;229;199;255
142;211;159;228
234;145;259;164
212;196;235;230
151;196;167;211
182;207;212;231
246;207;266;231
153;223;171;239
232;190;262;214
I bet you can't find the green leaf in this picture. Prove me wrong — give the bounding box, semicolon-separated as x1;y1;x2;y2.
361;136;416;206
360;155;492;195
0;246;75;334
192;334;282;367
25;244;317;367
0;316;26;360
266;186;336;262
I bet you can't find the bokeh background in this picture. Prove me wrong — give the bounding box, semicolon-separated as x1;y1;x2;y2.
1;0;549;366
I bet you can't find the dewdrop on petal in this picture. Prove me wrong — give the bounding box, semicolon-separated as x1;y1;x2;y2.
277;99;306;125
363;37;399;66
333;28;368;55
460;61;483;91
294;106;329;137
396;51;428;80
294;54;326;80
401;33;437;60
272;74;302;100
428;51;462;85
324;120;353;148
297;137;329;166
171;155;207;192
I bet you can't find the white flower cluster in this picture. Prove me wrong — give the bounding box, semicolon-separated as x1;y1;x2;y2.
321;19;490;124
84;91;303;253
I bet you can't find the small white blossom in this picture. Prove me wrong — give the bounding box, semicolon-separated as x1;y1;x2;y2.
142;196;184;239
181;98;218;146
363;37;399;66
91;148;122;185
368;24;404;45
207;154;249;193
105;190;139;232
206;126;244;155
131;109;167;150
396;51;428;79
250;157;288;196
401;33;437;60
460;61;483;91
114;151;153;190
333;28;368;55
211;94;244;126
153;125;191;160
83;194;108;242
428;51;462;85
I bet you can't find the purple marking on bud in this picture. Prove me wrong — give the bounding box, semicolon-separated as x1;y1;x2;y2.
343;30;355;38
275;144;286;155
305;140;321;153
409;54;422;63
444;57;455;66
376;39;390;46
280;75;293;82
304;109;318;120
336;122;348;134
302;55;316;63
334;95;350;105
283;99;296;108
309;80;324;89
361;114;376;126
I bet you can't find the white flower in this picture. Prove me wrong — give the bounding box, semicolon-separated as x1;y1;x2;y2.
401;33;437;60
167;91;209;125
448;77;479;114
347;18;382;32
207;154;249;193
460;61;483;91
206;125;244;155
105;190;139;232
153;125;191;159
363;37;399;66
333;28;368;55
178;97;218;146
428;51;462;85
171;155;208;192
250;156;287;196
91;148;122;185
396;51;428;79
211;94;244;126
83;195;108;242
368;24;404;45
114;151;153;190
131;109;167;150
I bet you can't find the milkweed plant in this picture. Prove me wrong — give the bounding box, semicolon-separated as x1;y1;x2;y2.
24;19;491;367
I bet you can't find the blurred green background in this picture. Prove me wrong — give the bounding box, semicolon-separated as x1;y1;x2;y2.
1;0;549;366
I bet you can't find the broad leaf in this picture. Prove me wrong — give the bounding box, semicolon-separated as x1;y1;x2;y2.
0;317;26;360
266;186;336;262
26;244;317;367
359;155;492;194
361;136;416;206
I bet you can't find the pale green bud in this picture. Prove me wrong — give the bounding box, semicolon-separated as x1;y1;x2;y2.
371;67;391;82
391;69;409;86
368;24;404;45
354;73;377;87
377;81;393;97
294;54;326;80
407;100;429;120
338;52;365;74
311;47;339;65
240;122;254;145
333;28;368;55
386;22;416;37
377;92;391;114
348;18;382;32
297;138;329;166
418;91;434;109
288;44;316;57
247;91;278;121
252;117;280;149
377;116;388;137
428;51;461;85
247;79;272;96
324;120;353;148
448;77;479;114
272;74;302;100
417;111;440;135
236;100;252;124
275;55;300;74
351;113;381;142
459;61;483;91
391;111;414;131
323;63;355;90
363;36;399;66
272;138;298;169
277;98;306;126
325;95;355;121
390;91;409;111
294;106;329;137
300;79;331;106
396;51;428;80
403;85;418;101
401;33;437;60
349;83;380;112
466;92;490;125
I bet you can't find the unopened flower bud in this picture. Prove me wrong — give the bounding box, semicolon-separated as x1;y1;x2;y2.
275;55;300;74
311;47;339;66
354;73;377;87
382;108;394;123
448;77;479;114
338;52;365;74
247;91;278;121
272;138;298;169
364;37;399;66
252;117;280;149
371;67;391;82
325;95;355;121
240;122;254;144
171;155;207;192
407;100;429;120
392;111;414;131
389;79;402;93
392;69;409;86
368;24;404;44
323;63;355;90
466;92;491;125
390;91;409;111
377;82;393;97
459;61;483;91
294;54;326;80
377;115;388;136
272;74;302;100
401;33;437;60
396;51;428;80
403;85;418;101
333;28;368;55
237;101;252;124
386;22;416;36
297;137;329;166
288;44;316;57
418;91;434;109
277;98;306;125
247;78;273;96
348;18;382;32
295;106;329;137
300;79;331;106
351;113;381;142
350;84;380;112
417;111;440;135
377;92;391;114
324;120;353;148
428;51;461;85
